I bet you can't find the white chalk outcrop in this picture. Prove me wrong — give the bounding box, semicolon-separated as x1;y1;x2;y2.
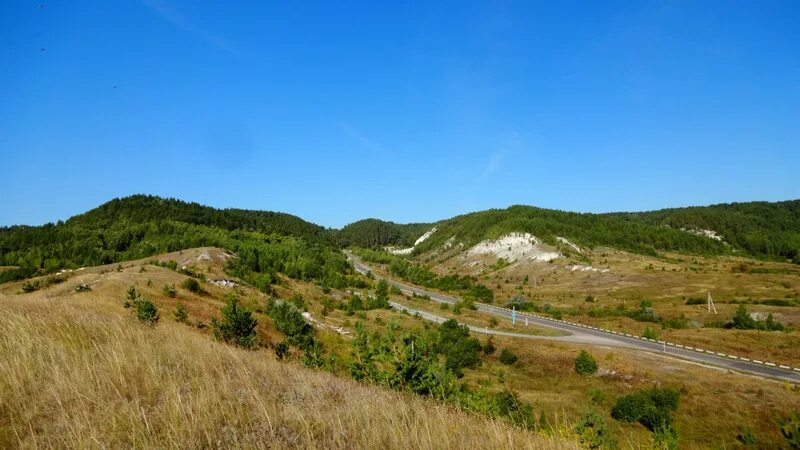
466;232;560;262
388;227;437;255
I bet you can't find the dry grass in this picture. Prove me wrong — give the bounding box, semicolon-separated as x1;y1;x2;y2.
0;296;577;449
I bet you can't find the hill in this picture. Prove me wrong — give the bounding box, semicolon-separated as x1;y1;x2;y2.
410;201;800;262
336;218;434;248
0;250;574;449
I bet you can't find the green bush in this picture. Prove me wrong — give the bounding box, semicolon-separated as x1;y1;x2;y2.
575;409;616;449
575;350;598;376
685;297;705;305
135;297;159;326
21;280;40;293
174;303;188;323
163;284;177;298
499;348;518;365
211;295;258;349
437;319;481;376
611;387;680;433
181;277;206;295
778;411;800;449
643;327;659;340
482;337;496;355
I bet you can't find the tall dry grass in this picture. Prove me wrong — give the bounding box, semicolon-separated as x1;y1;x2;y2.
0;298;578;449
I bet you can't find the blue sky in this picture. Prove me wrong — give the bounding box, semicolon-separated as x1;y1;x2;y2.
2;1;799;228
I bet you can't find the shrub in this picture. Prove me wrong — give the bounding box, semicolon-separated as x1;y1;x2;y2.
575;409;615;449
124;286;138;308
174;303;188;323
211;295;258;349
135;297;159;326
275;341;289;360
437;319;481;376
482;337;496;355
488;317;498;328
778;411;800;449
21;280;40;293
575;350;598;376
74;283;92;293
163;284;177;298
736;426;757;446
611;387;680;433
643;327;659;340
266;299;314;348
685;297;705;305
181;278;206;295
499;348;518;365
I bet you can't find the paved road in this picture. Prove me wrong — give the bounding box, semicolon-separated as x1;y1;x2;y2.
346;251;800;383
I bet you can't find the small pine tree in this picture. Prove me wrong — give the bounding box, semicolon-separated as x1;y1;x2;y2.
174;303;188;323
124;286;138;308
575;350;598;376
163;284;177;298
135;297;159;326
211;295;258;349
499;348;518;365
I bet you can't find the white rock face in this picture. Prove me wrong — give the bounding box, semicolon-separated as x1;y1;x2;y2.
681;228;725;242
556;237;581;253
466;232;560;262
566;264;610;273
388;227;437;255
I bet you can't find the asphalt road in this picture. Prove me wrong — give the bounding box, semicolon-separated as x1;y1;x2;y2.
346;251;800;383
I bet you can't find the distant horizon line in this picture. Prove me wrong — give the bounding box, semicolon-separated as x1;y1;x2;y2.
2;193;798;230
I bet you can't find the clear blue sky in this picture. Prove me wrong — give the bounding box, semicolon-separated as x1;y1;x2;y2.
2;1;799;228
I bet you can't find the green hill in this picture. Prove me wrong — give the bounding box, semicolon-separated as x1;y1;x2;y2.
336;218;434;248
412;201;800;262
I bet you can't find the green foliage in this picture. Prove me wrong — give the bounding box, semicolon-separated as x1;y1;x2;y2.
575;409;617;449
437;319;481;376
336;219;433;248
266;299;315;349
482;337;496;355
736;426;757;446
367;279;391;309
410;201;800;261
685;297;705;305
499;348;518;365
643;327;659;340
575;350;598;376
728;304;786;331
778;411;800;449
181;277;206;295
135;296;159;326
0;195;354;290
611;388;680;434
211;295;258;349
274;341;289;360
21;280;40;293
173;303;188;323
354;248;494;303
163;284;177;298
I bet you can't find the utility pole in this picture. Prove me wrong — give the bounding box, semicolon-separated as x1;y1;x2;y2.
707;290;717;314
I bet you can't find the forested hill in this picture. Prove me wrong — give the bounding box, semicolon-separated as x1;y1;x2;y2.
2;196;799;283
411;201;800;263
0;195;348;285
336;219;434;248
67;195;331;243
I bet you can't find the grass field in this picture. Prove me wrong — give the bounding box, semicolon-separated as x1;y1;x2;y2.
2;247;799;448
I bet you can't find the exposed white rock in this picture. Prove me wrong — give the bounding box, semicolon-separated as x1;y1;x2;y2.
466;233;560;262
680;228;725;242
566;264;610;273
388;227;438;255
211;279;237;288
556;237;581;253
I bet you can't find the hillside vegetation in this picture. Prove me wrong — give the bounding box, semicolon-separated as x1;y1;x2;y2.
412;201;800;262
336;218;434;248
2;196;798;286
0;295;574;449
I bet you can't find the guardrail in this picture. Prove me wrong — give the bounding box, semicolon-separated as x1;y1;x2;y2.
353;255;800;375
481;303;800;374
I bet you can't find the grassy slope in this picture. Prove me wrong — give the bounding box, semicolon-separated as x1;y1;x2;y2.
0;251;575;449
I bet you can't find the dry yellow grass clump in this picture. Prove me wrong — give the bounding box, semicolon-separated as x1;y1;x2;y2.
0;298;577;449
